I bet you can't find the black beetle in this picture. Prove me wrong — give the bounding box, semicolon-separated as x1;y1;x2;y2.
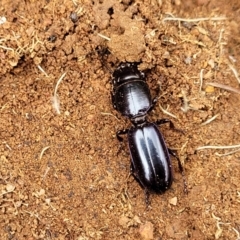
112;62;186;198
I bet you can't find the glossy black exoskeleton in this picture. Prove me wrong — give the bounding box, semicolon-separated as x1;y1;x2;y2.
112;62;157;125
112;62;186;197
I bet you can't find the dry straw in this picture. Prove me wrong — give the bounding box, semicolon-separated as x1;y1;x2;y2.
52;72;67;114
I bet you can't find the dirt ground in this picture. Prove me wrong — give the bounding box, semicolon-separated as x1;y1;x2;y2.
1;0;240;239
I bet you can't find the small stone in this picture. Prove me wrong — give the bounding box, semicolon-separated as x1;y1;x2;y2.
25;26;35;36
184;56;192;65
162;51;170;59
169;196;178;206
0;16;7;25
87;114;94;120
205;85;215;93
119;215;131;228
133;215;142;224
64;111;70;116
15;201;22;208
9;60;18;67
6;183;15;192
208;59;215;69
38;189;45;196
139;221;154;240
70;12;78;23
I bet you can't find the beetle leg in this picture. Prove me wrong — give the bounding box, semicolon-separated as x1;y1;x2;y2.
130;162;141;184
116;128;129;141
130;163;145;188
148;97;158;113
116;144;124;156
148;84;161;111
116;129;129;155
155;118;184;134
168;148;188;194
155;118;175;128
130;163;151;206
144;189;151;207
152;96;159;105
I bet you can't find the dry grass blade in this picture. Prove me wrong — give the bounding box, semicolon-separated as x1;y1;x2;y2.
201;114;219;126
215;148;240;157
228;64;240;84
101;112;120;121
163;16;227;22
37;65;49;77
0;45;14;51
159;104;177;119
206;82;240;95
52;72;67;114
180;90;190;112
39;146;50;160
98;33;111;41
232;227;240;240
196;144;240;151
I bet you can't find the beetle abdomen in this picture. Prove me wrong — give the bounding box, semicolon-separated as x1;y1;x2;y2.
128;123;173;193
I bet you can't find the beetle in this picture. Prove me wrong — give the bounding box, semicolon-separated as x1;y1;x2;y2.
112;62;187;198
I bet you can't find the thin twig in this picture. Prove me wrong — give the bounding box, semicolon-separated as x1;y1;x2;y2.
232;227;240;240
101;112;120;121
42;166;51;180
159;104;177;119
180;90;190;112
163;16;227;22
37;65;49;77
215;148;240;157
217;28;225;57
97;33;111;41
196;144;240;151
52;72;67;114
217;28;225;43
0;45;15;51
199;69;204;92
212;212;221;221
39;146;50;160
206;82;240;95
228;64;240;84
201;114;219;126
71;0;78;6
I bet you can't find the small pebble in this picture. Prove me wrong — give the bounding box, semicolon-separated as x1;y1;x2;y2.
70;12;78;23
38;189;45;196
205;85;215;93
139;221;154;240
64;111;70;116
87;114;94;120
169;196;178;206
6;183;15;192
208;59;215;69
0;16;7;25
184;56;192;65
119;215;131;228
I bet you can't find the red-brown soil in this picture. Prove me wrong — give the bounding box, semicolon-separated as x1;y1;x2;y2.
0;0;240;239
